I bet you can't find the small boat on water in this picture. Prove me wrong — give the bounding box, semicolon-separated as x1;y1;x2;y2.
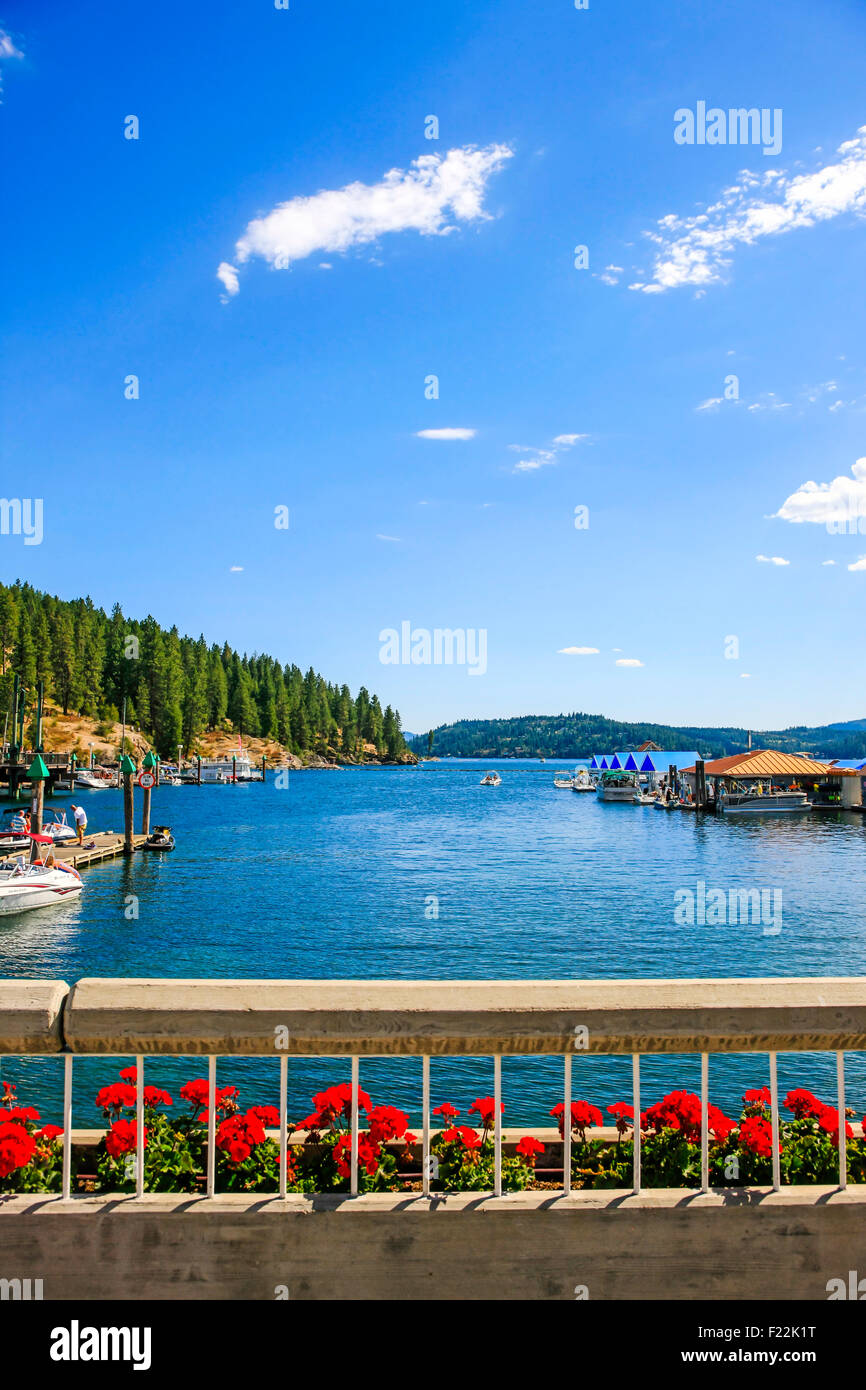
597;770;640;802
0;836;82;915
554;773;574;789
572;768;595;793
479;772;502;786
718;787;811;816
143;825;175;851
75;766;113;790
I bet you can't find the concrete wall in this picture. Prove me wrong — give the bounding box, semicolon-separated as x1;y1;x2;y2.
2;1189;863;1301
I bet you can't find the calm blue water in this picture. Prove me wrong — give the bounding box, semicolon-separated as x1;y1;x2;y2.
3;759;866;1126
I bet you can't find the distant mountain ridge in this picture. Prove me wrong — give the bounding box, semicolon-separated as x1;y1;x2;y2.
411;712;866;762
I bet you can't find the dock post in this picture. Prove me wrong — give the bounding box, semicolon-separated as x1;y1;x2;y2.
197;756;201;786
232;755;237;784
27;754;49;862
120;754;137;854
261;754;266;783
669;763;677;798
141;751;157;835
695;759;706;810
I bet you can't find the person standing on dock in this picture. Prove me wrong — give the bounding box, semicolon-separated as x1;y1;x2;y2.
71;803;87;846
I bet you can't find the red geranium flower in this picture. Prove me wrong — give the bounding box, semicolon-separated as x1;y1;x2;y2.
119;1067;138;1083
783;1088;824;1120
607;1102;634;1135
333;1133;382;1178
36;1124;63;1142
442;1125;481;1149
516;1135;545;1162
143;1087;173;1108
817;1106;853;1143
104;1119;143;1158
708;1104;737;1142
215;1112;267;1165
643;1091;703;1142
0;1121;36;1177
95;1083;137;1115
468;1097;504;1128
738;1116;775;1158
433;1102;460;1120
367;1105;410;1143
743;1088;771;1107
550;1100;603;1139
247;1105;280;1127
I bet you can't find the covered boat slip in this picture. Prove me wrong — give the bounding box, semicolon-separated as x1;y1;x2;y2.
680;750;865;814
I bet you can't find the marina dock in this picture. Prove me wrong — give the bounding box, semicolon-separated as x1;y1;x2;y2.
0;831;149;869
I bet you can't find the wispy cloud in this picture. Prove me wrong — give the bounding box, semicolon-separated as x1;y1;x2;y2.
774;456;866;526
229;565;244;572
756;554;790;566
510;433;588;474
0;28;23;102
416;427;476;441
218;144;512;295
625;125;866;294
376;533;401;543
848;556;866;572
616;658;644;667
558;646;599;655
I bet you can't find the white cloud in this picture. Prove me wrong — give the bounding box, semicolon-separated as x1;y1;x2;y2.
229;565;244;572
217;262;239;299
376;533;401;542
756;554;790;565
774;456;866;526
0;28;23;102
616;658;644;667
220;144;512;294
627;125;866;293
696;397;723;412
596;265;623;286
823;559;836;565
848;556;866;571
416;427;476;441
740;673;752;678
558;646;599;655
511;432;587;474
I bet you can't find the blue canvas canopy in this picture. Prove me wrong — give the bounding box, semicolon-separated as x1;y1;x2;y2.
640;754;658;772
589;756;599;770
623;753;641;771
609;754;622;769
617;750;701;773
599;757;609;769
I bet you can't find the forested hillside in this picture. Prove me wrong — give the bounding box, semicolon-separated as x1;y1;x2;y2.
412;712;866;761
0;581;409;762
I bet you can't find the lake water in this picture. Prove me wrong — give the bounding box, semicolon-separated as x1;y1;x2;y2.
3;759;866;1127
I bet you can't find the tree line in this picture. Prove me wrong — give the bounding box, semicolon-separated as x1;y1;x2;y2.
0;581;409;761
412;712;866;761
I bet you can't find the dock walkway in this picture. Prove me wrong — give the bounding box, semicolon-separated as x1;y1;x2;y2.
0;832;149;869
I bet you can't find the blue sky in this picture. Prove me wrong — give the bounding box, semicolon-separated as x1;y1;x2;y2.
2;0;866;732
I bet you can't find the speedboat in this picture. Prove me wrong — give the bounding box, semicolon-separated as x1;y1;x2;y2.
572;768;595;792
597;770;641;802
74;767;112;789
479;772;502;786
42;811;78;844
554;773;575;789
0;841;82;915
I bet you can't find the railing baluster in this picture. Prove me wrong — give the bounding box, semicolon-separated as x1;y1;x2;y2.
206;1055;216;1198
632;1053;641;1195
769;1052;780;1192
279;1054;288;1200
700;1052;709;1193
62;1053;72;1200
350;1055;359;1197
422;1056;430;1198
837;1051;847;1191
135;1054;144;1198
563;1053;572;1196
493;1055;502;1197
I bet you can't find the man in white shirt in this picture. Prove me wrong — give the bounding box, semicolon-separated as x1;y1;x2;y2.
71;804;88;845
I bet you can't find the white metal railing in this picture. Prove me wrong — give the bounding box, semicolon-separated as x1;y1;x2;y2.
0;976;863;1199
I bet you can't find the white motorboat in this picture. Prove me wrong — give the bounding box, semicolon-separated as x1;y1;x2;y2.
572;768;595;792
718;788;811;816
554;773;575;789
0;841;82;915
197;754;255;783
597;770;640;802
42;811;78;844
479;772;502;786
74;767;113;789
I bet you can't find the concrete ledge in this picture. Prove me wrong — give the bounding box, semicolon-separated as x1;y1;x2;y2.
0;980;68;1053
1;1188;862;1300
62;976;866;1055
